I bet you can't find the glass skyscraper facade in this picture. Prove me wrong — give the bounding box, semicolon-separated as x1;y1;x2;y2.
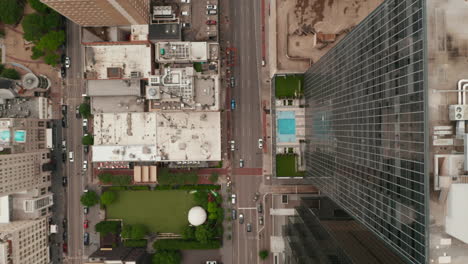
303;0;427;263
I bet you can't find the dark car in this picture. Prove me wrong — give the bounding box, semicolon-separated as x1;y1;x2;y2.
61;67;66;78
231;99;236;110
61;117;67;128
259;216;264;225
61;105;67;115
230;76;235;87
62;177;67;187
84;232;90;245
62;152;66;162
257;203;263;214
231;209;237;220
75;106;81;118
247;223;252;232
62;243;68;254
62;218;67;229
62;231;67;241
84;145;89;154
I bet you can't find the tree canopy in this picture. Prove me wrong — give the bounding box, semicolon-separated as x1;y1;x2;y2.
80;190;99;207
0;68;20;80
259;250;269;260
152;250;181;264
28;0;52;13
82;134;94;145
0;0;24;25
36;30;65;52
194;225;212;244
181;226;195;240
79;103;91;118
100;191;117;206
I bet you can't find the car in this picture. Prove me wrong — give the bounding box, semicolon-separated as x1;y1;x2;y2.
206;9;217;15
83;119;88;129
62;218;67;229
230;140;235;151
231;194;236;204
83;160;88;171
62;243;68;254
231;209;237;220
246;223;252;232
239;213;244;224
84;220;89;229
230;76;235;87
62;152;66;162
61;117;67;128
61;67;66;78
61;105;67;115
206;4;217;9
62;140;66;151
182;11;189;16
206;20;217;25
181;0;190;3
84;232;90;245
239;159;244;168
259;216;264;225
63;231;67;240
75;106;81;118
84;207;89;214
84;145;89;154
69;152;74;162
64;56;71;68
258;138;263;149
257;203;263;214
231;99;236;110
62;177;67;187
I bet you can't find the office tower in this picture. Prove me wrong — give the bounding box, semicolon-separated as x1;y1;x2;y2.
0;218;50;264
40;0;149;26
303;0;426;263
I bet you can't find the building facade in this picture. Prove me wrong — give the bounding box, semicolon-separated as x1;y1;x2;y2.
303;0;426;263
40;0;149;26
0;218;50;264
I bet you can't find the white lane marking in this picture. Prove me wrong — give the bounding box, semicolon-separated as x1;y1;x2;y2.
239;207;256;210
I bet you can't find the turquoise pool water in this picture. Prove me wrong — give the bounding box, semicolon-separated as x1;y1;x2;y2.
0;130;10;142
14;130;26;142
277;111;296;143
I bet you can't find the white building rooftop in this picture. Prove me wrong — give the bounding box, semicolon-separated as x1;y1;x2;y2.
85;44;152;79
155;42;208;63
92;112;221;162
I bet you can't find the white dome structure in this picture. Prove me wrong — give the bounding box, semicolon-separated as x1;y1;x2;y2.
188;206;207;226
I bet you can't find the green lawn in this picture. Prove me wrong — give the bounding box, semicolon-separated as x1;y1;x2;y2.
106;190;196;234
276;154;305;177
275;75;304;98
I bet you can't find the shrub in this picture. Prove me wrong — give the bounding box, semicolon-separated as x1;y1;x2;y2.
80;191;99;207
152;250;181;264
95;221;120;235
107;186;127;191
157;168;198;185
100;191;117;206
154;185;172;190
181;226;195;240
79;103;91;118
208;173;219;183
124;239;147;248
121;224;148;239
0;0;24;25
259;250;269;260
98;173;132;186
153;239;221;250
130;186;150;190
82;134;94;145
0;68;20;80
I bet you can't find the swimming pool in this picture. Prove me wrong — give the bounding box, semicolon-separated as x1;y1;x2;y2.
277;111;296;143
0;130;10;142
14;130;26;142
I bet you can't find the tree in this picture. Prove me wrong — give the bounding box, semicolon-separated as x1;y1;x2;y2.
259;250;269;260
80;190;99;207
121;225;132;239
44;52;60;66
195;225;212;244
193;190;209;208
131;224;148;239
0;64;4;74
0;68;20;80
181;226;195;240
43;12;61;30
0;0;24;25
100;191;117;206
28;0;51;13
31;46;45;60
79;103;91;118
22;13;45;42
36;30;65;52
95;221;120;235
208;173;219;183
152;250;181;264
82;134;94;145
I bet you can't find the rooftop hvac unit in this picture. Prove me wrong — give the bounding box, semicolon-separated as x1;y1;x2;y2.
130;71;141;78
149;76;161;85
449;105;468;121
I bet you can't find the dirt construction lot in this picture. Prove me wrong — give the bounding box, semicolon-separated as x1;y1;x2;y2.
272;0;383;73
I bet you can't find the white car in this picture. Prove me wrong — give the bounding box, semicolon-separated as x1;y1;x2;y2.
239;159;244;168
206;4;217;9
181;0;190;2
83;160;88;171
230;140;235;151
64;57;71;68
231;194;236;204
258;138;263;149
82;119;88;128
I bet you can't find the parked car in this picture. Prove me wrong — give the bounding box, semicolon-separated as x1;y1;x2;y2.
258;138;263;149
231;209;237;220
206;20;217;25
257;203;263;214
206;9;217;15
84;207;89;214
75;106;81;118
61;117;67;128
64;56;71;68
230;140;235;151
62;177;67;187
62;231;67;241
84;232;90;245
82;119;88;129
62;218;67;229
84;220;89;229
82;160;88;171
239;159;244;168
246;223;252;232
61;67;66;78
231;194;236;204
230;76;235;87
62;243;68;254
84;145;89;154
62;140;66;151
61;105;67;115
69;152;74;162
62;152;66;162
231;99;236;110
239;213;244;224
206;4;217;9
259;216;264;225
181;0;190;3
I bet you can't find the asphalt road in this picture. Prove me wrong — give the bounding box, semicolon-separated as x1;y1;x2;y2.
225;0;264;263
63;20;88;264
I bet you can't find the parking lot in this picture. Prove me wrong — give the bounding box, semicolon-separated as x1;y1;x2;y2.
181;0;219;41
